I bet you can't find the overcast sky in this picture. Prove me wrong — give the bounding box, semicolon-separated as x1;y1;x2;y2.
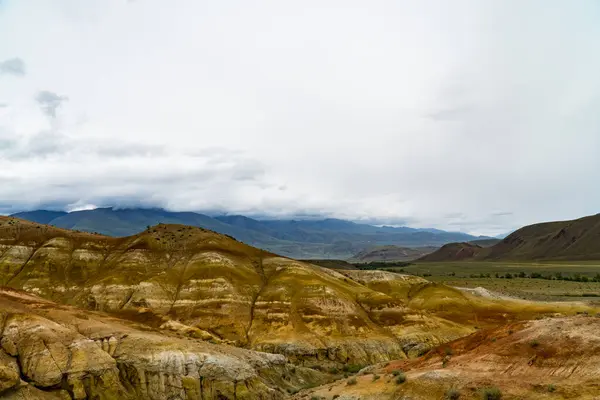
1;0;599;236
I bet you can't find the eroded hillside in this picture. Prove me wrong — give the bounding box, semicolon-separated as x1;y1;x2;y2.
298;315;600;399
0;216;597;399
0;287;326;399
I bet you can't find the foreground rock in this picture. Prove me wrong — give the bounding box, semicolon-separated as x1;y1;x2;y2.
0;288;327;399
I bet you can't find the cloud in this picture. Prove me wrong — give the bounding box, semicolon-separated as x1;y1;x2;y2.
35;91;68;118
0;57;25;76
1;1;600;236
491;211;513;217
427;106;474;122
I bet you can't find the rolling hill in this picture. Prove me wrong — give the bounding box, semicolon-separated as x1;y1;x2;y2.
419;213;600;262
11;208;490;259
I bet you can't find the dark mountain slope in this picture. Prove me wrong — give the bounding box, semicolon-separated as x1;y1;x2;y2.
418;242;485;262
419;213;600;262
468;238;501;247
36;208;280;244
485;213;600;261
10;210;67;224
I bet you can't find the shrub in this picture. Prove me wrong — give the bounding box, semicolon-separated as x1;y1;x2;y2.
328;367;339;374
547;384;556;392
342;364;363;374
333;396;340;399
481;387;502;400
444;347;454;356
445;388;461;400
347;377;357;386
391;369;403;376
395;372;406;384
529;340;540;348
372;374;380;382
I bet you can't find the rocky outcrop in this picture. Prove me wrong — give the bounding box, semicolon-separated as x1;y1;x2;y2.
0;288;328;399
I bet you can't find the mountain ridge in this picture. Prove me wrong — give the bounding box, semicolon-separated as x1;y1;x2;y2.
11;208;490;259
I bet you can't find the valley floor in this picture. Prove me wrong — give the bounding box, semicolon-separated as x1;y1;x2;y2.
391;261;600;302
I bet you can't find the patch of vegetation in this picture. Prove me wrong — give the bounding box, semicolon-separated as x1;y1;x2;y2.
445;388;461;400
481;387;502;400
529;340;540;348
372;374;380;382
547;384;556;392
394;372;406;384
391;369;404;376
355;261;413;270
346;377;357;386
410;261;600;301
342;364;364;374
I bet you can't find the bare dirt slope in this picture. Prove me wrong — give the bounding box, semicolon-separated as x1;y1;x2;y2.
298;315;600;399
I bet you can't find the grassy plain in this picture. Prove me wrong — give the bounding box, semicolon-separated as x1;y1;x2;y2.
385;261;600;302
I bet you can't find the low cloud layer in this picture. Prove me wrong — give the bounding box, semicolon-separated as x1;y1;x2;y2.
1;0;600;236
0;57;25;76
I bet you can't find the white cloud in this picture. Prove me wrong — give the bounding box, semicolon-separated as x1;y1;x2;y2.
0;0;599;236
0;57;25;76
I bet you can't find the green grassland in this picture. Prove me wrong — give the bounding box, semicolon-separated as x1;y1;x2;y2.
379;261;600;302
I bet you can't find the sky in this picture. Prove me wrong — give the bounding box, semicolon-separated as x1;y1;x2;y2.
1;0;599;236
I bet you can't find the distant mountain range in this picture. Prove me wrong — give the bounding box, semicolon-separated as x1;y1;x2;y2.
10;208;491;259
418;213;600;262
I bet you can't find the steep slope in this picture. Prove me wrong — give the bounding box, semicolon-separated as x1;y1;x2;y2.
350;245;437;262
417;242;486;262
468;238;501;247
300;315;600;399
485;213;600;261
419;213;600;262
12;208;490;259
